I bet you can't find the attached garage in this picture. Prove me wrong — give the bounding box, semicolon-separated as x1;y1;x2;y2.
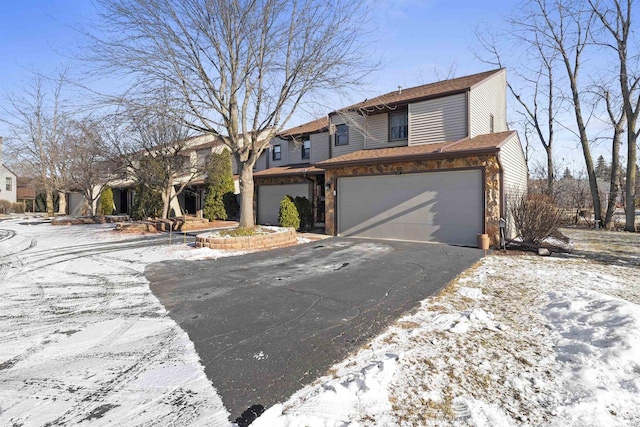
337;170;484;246
257;183;310;225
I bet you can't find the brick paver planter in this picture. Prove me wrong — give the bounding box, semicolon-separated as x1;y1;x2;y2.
195;228;297;250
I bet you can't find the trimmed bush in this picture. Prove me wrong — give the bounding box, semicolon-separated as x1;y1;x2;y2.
293;196;313;231
12;202;25;213
204;150;236;220
510;193;563;244
99;187;114;216
278;195;300;229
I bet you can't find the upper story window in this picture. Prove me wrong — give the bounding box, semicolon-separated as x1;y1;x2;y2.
389;110;408;141
5;177;11;191
335;124;348;146
272;144;281;161
302;139;310;160
490;114;495;133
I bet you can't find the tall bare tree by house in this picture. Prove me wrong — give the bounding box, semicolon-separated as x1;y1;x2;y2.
590;0;639;231
476;30;559;196
595;88;626;228
64;117;114;216
1;72;68;216
83;0;375;229
113;110;197;220
519;0;603;224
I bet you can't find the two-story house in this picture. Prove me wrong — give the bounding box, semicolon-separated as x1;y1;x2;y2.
254;68;528;246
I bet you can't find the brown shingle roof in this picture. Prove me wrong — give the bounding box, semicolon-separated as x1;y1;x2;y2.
316;131;516;168
334;68;504;113
253;163;323;177
279;117;329;138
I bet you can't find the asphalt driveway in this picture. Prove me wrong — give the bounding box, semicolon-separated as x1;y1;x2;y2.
146;238;483;422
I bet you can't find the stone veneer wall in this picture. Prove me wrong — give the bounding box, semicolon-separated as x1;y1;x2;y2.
323;154;502;247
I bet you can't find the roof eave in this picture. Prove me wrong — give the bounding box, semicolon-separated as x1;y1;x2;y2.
316;147;501;169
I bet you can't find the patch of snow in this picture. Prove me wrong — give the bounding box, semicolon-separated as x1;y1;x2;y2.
253;354;398;427
543;288;640;425
0;219;234;426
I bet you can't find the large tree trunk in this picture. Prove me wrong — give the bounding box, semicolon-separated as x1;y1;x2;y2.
625;128;637;231
604;134;621;229
546;146;554;197
238;163;255;229
162;188;171;220
45;187;54;217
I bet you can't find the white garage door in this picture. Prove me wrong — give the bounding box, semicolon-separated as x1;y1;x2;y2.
337;170;483;246
257;183;310;225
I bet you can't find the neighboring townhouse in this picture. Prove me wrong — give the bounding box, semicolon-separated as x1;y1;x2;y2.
254;68;528;247
253;118;329;225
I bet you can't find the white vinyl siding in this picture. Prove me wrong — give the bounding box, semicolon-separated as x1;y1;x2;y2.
469;70;507;138
0;165;17;203
364;113;408;149
501;133;528;199
408;93;467;145
330;113;365;157
310;132;329;164
500;133;528;238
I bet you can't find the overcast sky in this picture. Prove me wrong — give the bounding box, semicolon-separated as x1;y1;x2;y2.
0;0;621;173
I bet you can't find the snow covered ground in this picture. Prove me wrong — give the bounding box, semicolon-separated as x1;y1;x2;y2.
3;218;639;427
0;217;241;426
254;228;640;426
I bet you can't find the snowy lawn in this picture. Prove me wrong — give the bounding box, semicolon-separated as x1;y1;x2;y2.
0;218;242;426
254;228;640;426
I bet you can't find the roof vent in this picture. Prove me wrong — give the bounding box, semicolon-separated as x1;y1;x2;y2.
398;86;402;94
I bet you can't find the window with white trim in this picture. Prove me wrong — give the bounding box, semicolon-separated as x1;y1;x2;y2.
302;139;310;160
389;110;408;141
335;124;348;146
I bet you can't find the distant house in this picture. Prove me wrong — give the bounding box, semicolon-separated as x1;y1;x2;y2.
0;138;17;204
0;163;17;204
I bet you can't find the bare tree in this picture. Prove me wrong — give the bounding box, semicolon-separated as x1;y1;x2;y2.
590;0;639;231
476;29;559;196
597;87;626;228
82;0;375;229
112;108;203;219
518;0;603;224
64;117;114;216
1;72;68;216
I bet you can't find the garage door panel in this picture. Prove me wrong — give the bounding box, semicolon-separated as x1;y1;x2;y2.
257;184;309;225
337;170;483;246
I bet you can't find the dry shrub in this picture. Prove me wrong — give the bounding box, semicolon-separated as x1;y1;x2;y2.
0;199;12;214
510;193;562;244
